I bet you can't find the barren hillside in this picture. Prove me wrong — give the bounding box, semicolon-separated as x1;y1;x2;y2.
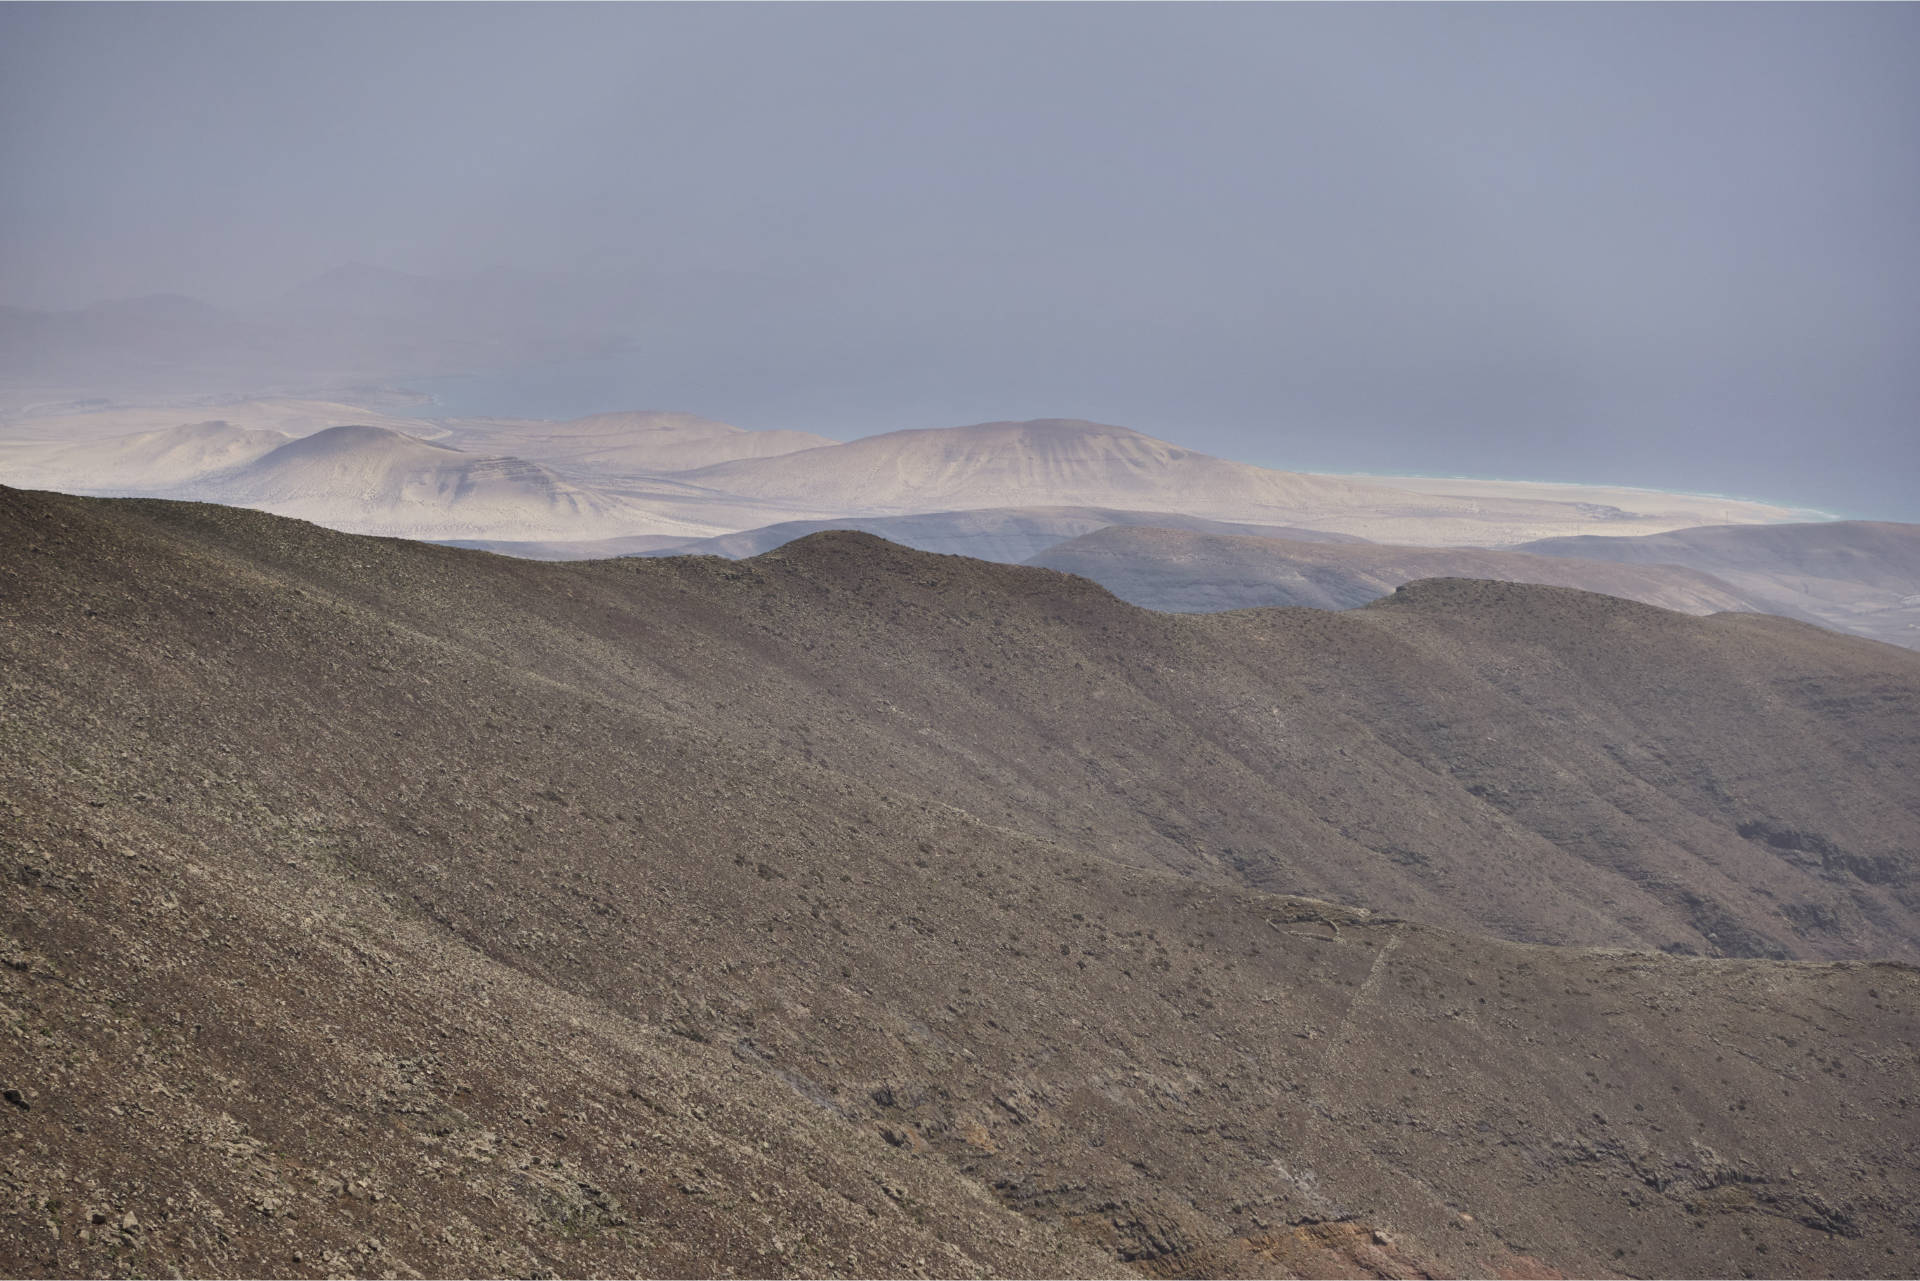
2;486;1916;1279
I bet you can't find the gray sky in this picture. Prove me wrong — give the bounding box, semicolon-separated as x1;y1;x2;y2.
2;3;1916;517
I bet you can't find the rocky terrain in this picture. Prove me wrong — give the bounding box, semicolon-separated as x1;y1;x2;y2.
2;486;1917;1279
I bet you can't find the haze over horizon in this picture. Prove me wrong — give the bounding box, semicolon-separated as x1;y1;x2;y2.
2;3;1916;518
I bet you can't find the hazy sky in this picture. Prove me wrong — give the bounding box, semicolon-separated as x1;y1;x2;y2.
2;3;1916;517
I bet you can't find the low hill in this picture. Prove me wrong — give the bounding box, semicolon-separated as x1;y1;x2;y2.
3;487;1917;1278
0;406;793;545
1028;524;1801;618
192;425;712;542
1523;521;1920;649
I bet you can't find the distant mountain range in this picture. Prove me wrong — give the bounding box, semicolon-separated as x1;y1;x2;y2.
0;420;696;541
657;418;1815;545
0;409;837;541
3;397;1911;646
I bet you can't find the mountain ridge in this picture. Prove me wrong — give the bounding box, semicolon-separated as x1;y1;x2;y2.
4;486;1918;1278
3;485;1916;1278
14;487;1911;961
0;405;1836;558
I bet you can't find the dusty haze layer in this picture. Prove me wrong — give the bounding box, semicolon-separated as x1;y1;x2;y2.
3;6;1915;519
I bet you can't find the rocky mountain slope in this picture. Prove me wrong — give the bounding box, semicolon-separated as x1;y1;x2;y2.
1523;522;1920;650
2;486;1917;1278
1026;525;1805;619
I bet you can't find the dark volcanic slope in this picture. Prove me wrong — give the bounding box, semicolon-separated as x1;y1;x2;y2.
4;486;1919;1280
1521;521;1920;650
1026;524;1789;617
12;490;1910;964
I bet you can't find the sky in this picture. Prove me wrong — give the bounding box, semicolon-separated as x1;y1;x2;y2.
2;2;1916;518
